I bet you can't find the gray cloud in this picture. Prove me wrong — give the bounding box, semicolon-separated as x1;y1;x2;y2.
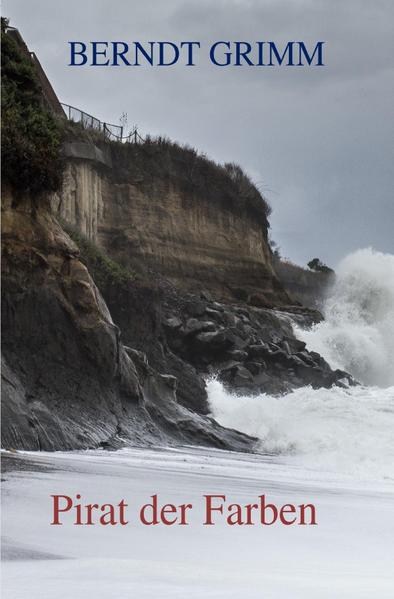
4;0;394;266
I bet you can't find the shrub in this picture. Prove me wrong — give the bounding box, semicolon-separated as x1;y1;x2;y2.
1;18;64;196
307;258;334;274
63;223;137;290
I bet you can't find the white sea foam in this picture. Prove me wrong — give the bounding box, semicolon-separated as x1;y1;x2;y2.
295;248;394;387
208;380;394;479
208;248;394;479
3;446;394;598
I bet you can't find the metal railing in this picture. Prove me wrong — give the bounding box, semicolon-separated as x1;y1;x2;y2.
60;103;145;143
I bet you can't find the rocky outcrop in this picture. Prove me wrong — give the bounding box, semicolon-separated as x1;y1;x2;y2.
1;187;353;452
1;188;355;452
51;145;290;305
159;293;353;396
1;189;255;452
93;262;354;414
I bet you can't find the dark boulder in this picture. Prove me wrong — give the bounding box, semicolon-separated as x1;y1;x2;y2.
194;330;236;354
185;299;206;317
184;318;216;336
163;316;182;331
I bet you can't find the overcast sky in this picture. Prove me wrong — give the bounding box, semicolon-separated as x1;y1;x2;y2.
5;0;394;266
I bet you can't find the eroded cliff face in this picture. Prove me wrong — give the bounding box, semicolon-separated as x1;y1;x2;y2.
52;151;289;305
1;188;254;451
1;184;354;452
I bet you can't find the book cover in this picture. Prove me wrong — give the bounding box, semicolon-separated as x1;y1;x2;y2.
1;1;393;597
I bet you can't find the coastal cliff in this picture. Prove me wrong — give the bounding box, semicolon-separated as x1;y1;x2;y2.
1;187;255;451
52;138;289;306
1;21;354;451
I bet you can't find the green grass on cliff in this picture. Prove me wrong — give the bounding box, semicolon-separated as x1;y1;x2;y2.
63;223;137;290
1;18;64;196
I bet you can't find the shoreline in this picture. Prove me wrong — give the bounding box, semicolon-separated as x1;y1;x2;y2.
2;447;394;598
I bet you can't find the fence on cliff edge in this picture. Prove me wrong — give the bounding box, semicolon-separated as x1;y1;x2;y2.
60;103;145;143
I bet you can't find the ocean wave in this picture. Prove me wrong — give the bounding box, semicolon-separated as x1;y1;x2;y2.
295;248;394;387
208;379;394;480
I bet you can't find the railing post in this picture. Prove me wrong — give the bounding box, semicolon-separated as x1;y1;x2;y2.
59;103;144;142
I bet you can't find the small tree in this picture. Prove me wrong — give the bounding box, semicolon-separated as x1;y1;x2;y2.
270;238;281;260
307;258;333;274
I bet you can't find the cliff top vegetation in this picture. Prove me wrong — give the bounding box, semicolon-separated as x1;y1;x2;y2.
65;118;272;225
1;17;64;196
110;135;272;224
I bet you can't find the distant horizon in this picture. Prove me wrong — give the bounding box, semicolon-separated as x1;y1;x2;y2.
3;0;393;267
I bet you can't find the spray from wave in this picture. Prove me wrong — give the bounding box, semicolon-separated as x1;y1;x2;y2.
295;248;394;387
208;248;394;479
208;379;394;479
